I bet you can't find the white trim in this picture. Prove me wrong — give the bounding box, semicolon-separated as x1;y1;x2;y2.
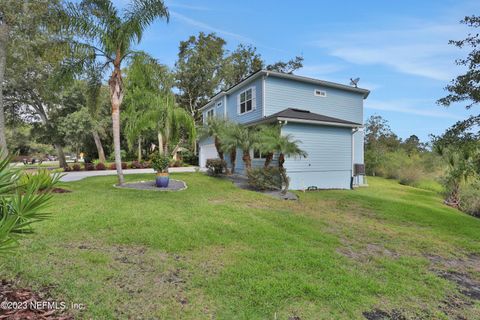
237;86;255;115
262;75;266;117
223;95;227;118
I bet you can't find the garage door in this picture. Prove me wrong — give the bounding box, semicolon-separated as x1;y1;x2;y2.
199;144;218;168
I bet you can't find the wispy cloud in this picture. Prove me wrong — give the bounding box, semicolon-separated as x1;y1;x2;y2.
167;2;211;11
365;99;463;119
170;11;253;43
310;21;468;81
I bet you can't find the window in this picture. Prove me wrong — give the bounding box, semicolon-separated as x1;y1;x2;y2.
216;101;222;107
253;149;265;159
314;89;327;97
239;88;254;114
206;109;214;118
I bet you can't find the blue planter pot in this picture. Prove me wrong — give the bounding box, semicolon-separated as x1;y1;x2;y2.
156;174;169;188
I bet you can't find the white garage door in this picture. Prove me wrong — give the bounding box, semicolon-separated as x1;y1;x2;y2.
199;144;218;168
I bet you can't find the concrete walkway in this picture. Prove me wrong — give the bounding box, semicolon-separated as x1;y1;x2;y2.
60;167;199;182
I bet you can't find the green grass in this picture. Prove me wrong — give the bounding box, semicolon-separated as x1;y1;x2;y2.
1;174;479;319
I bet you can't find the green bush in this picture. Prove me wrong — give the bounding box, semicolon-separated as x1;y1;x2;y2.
206;158;226;176
151;153;170;173
247;167;282;190
17;169;63;192
459;179;480;217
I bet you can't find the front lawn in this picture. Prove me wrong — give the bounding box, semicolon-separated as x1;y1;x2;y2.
2;174;479;319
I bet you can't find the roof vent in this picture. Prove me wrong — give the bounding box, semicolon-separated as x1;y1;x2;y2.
290;108;310;113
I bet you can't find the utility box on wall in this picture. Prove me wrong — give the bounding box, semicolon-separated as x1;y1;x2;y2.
354;163;365;176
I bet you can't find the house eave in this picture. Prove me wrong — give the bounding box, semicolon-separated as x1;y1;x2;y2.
246;116;362;128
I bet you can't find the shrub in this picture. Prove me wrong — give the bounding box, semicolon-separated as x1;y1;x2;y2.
247;167;282;190
83;156;93;164
72;164;81;171
398;166;422;186
150;153;170;173
170;159;183;167
142;161;151;168
180;149;198;165
109;163;116;170
121;162;127;169
95;162;106;170
17;169;63;192
64;166;71;172
459;180;480;217
206;158;226;176
84;163;95;171
130;160;143;169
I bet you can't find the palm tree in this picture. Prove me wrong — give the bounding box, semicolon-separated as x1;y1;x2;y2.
148;93;196;156
199;117;228;161
221;124;259;171
275;134;307;194
257;125;307;193
257;125;281;168
65;0;169;185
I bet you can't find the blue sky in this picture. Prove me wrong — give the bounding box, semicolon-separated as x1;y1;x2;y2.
114;0;479;141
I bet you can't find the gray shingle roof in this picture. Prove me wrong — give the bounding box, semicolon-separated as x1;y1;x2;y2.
247;108;362;127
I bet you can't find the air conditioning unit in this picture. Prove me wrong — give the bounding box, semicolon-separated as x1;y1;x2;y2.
354;163;365;176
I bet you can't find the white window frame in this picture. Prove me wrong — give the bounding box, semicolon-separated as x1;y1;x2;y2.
253;149;265;159
237;87;256;115
204;108;215;123
314;89;327;97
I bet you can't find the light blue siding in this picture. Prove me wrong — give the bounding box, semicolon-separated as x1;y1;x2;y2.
226;78;263;124
265;76;363;124
281;123;353;189
201;98;224;124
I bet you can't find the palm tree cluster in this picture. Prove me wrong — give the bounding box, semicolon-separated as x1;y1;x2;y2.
201;119;307;193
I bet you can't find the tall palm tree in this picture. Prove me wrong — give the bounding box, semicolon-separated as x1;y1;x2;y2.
65;0;169;185
221;124;259;171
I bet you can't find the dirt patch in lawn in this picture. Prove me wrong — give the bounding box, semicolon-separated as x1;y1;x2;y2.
426;254;480;319
337;243;400;263
0;279;73;319
362;308;407;320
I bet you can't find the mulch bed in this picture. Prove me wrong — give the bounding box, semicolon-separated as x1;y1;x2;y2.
115;179;187;191
0;280;73;319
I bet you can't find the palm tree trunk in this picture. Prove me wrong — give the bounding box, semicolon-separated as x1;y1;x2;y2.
109;64;124;185
92;130;106;163
137;137;142;162
242;150;252;170
54;143;67;168
264;152;274;168
278;153;288;194
0;23;8;155
230;148;236;174
214;136;224;160
158;132;164;155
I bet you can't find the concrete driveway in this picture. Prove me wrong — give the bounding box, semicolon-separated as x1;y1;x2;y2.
60;167;199;182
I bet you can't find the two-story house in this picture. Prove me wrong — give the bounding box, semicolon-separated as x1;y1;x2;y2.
198;70;370;189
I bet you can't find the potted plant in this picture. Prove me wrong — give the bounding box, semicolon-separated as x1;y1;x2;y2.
151;153;170;187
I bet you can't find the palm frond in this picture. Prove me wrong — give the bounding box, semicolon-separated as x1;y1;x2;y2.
121;0;169;45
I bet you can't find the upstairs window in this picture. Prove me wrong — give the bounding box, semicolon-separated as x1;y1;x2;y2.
314;89;327;97
238;87;255;114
